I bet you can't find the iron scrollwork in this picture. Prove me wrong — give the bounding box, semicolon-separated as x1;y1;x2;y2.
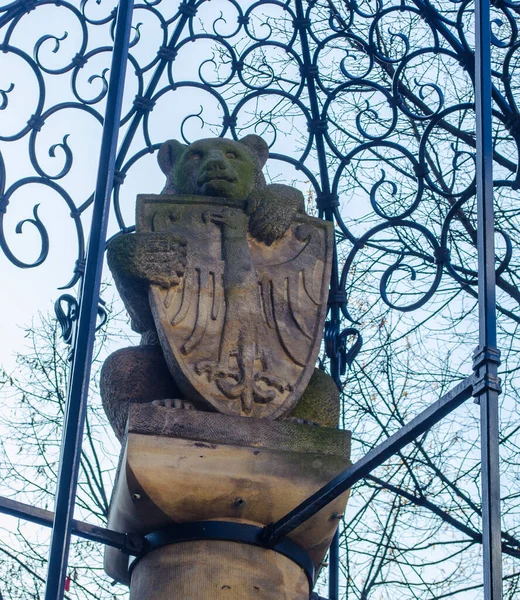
54;293;107;346
0;1;519;598
0;0;518;370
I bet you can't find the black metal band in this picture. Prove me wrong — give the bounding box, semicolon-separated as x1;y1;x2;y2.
128;520;315;589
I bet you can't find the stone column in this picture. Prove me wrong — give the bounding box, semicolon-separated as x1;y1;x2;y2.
105;404;351;599
130;541;310;599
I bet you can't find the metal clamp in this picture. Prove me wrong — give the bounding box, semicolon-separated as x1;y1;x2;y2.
472;345;502;400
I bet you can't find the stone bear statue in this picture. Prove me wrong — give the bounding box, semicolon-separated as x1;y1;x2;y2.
101;135;340;441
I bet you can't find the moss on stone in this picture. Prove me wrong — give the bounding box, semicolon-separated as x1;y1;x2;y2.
286;368;340;428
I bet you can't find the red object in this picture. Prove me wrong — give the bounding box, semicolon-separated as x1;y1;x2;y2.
64;575;71;592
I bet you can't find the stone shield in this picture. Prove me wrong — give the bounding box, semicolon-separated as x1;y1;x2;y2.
137;194;333;419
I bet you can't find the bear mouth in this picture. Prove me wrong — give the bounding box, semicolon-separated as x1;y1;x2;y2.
200;174;236;184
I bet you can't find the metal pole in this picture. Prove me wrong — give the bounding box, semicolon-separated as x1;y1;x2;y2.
474;0;503;596
0;496;144;554
291;1;342;593
262;376;474;543
328;270;341;600
328;529;340;600
43;2;135;599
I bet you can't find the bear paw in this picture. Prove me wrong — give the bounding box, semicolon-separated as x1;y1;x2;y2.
152;399;196;410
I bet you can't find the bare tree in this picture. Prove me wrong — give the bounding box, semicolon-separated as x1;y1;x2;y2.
0;305;130;600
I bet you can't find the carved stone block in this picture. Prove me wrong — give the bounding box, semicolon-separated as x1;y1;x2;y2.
137;194;333;419
105;404;351;598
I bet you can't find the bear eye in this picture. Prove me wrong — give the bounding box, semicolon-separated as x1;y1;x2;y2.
226;151;237;159
190;152;202;160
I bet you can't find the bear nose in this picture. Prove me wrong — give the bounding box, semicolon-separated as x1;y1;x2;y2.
205;150;227;170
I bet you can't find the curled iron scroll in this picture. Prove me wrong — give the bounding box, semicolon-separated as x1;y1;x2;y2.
0;0;517;352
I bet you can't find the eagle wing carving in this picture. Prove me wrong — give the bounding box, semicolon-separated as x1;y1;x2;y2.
255;223;326;368
139;195;332;419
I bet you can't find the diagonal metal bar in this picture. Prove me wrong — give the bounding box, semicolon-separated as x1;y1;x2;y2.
261;375;475;545
0;496;143;554
43;2;135;599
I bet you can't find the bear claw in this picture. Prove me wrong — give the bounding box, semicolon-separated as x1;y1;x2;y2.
152;399;196;410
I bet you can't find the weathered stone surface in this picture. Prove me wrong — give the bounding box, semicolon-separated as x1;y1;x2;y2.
105;405;351;588
128;403;349;456
101;345;181;442
129;541;310;600
101;135;340;437
102;136;351;598
287;367;341;428
138;193;333;419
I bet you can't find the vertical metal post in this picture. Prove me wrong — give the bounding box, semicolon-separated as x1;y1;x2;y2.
292;1;342;595
328;264;341;600
328;529;340;599
474;0;503;597
43;2;135;599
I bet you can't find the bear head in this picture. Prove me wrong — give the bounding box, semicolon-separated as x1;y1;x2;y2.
157;135;269;200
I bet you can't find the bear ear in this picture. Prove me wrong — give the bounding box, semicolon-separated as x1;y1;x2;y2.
239;134;269;168
157;139;187;175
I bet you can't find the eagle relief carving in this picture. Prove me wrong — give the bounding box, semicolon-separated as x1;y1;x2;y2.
101;135;340;441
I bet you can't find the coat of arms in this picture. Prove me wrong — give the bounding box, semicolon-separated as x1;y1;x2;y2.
136;194;333;419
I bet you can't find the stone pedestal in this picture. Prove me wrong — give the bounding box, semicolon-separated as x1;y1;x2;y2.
130;541;309;600
105;404;351;599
